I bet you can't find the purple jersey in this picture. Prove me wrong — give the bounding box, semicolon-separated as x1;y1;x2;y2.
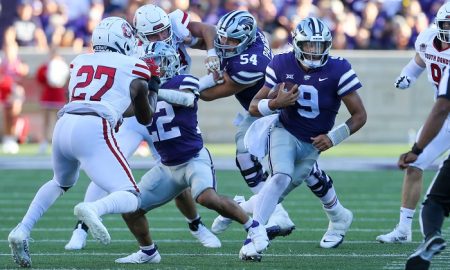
147;74;203;166
221;29;272;110
264;52;362;142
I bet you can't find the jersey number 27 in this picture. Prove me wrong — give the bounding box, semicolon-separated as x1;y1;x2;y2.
71;65;116;101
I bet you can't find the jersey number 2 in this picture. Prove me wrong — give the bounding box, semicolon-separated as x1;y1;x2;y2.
71;65;116;101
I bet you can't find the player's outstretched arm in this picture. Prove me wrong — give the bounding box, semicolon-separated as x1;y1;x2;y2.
341;91;367;135
394;53;425;89
187;21;216;51
199;72;254;101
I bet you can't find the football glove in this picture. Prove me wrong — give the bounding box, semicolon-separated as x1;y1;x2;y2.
140;56;160;78
394;75;411;89
205;56;220;73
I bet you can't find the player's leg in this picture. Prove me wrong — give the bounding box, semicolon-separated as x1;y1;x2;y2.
74;117;141;245
304;163;353;248
377;124;450;243
405;158;450;270
65;182;108;250
174;188;220;248
115;165;183;264
8;115;80;267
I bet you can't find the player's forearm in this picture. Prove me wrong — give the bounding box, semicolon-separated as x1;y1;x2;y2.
345;111;367;135
416;100;450;150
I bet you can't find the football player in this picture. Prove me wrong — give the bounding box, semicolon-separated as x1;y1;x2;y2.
400;53;450;270
65;4;221;250
198;10;352;248
240;17;367;260
7;17;159;268
114;42;268;264
377;2;450;244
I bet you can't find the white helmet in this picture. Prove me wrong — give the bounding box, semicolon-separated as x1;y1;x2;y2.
141;41;180;83
435;2;450;43
133;4;172;45
292;17;332;69
92;17;137;56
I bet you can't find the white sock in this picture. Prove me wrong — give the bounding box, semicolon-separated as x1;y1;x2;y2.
398;207;415;232
253;174;290;225
185;214;200;223
305;173;339;209
89;190;139;216
243;217;254;230
21;179;65;233
84;181;109;202
239;195;257;214
140;244;155;251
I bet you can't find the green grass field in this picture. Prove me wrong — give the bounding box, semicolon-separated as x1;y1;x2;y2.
1;169;449;270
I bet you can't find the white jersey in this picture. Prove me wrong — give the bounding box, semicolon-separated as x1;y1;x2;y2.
415;26;450;95
169;9;192;73
59;52;150;128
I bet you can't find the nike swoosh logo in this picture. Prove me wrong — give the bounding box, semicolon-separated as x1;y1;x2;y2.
319;78;328;81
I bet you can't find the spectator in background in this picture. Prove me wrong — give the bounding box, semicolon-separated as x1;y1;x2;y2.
36;47;69;154
391;15;413;50
40;0;68;47
0;41;28;154
5;0;48;50
270;26;290;51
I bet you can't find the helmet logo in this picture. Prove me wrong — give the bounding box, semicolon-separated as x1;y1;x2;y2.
122;22;133;38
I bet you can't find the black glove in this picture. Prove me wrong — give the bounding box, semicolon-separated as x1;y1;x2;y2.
148;76;161;94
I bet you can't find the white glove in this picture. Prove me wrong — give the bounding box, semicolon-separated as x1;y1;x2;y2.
205;56;220;73
394;75;412;89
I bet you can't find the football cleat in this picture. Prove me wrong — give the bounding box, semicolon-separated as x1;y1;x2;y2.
211;195;245;234
65;224;88;250
405;234;446;270
190;223;221;248
320;207;353;248
247;221;269;252
376;225;412;243
265;203;295;240
74;202;110;245
211;215;232;234
115;249;161;264
8;224;32;268
239;238;262;262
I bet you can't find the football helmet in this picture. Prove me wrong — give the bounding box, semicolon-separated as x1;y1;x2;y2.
215;10;257;59
92;17;137;56
292;17;332;69
133;4;172;45
142;41;180;83
435;2;450;43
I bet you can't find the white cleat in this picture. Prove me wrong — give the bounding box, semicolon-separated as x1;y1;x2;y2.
265;203;296;240
65;224;88;250
191;223;221;248
8;224;32;268
247;221;269;253
115;249;161;264
74;203;110;245
376;225;412;243
211;195;245;234
320;207;353;248
211;215;232;235
239;239;262;262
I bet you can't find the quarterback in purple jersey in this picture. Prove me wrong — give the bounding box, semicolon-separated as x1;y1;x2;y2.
242;17;367;260
114;42;268;264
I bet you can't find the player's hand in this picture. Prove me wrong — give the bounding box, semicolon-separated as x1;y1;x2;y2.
311;134;333;152
140;56;160;78
398;151;418;170
394;75;411;89
212;69;224;84
205;55;220;74
271;83;299;109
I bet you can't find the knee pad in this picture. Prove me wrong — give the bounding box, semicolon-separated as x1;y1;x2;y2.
235;153;266;188
306;168;333;198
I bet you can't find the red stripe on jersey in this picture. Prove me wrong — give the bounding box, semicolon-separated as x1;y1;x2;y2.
132;70;150;80
135;63;150;71
102;119;139;192
181;12;188;24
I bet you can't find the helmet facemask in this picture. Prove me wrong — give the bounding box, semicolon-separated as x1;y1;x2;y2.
436;18;450;43
143;42;180;83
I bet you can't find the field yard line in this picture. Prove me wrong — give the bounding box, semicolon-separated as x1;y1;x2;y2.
0;239;423;244
0;227;423;233
0;252;409;257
